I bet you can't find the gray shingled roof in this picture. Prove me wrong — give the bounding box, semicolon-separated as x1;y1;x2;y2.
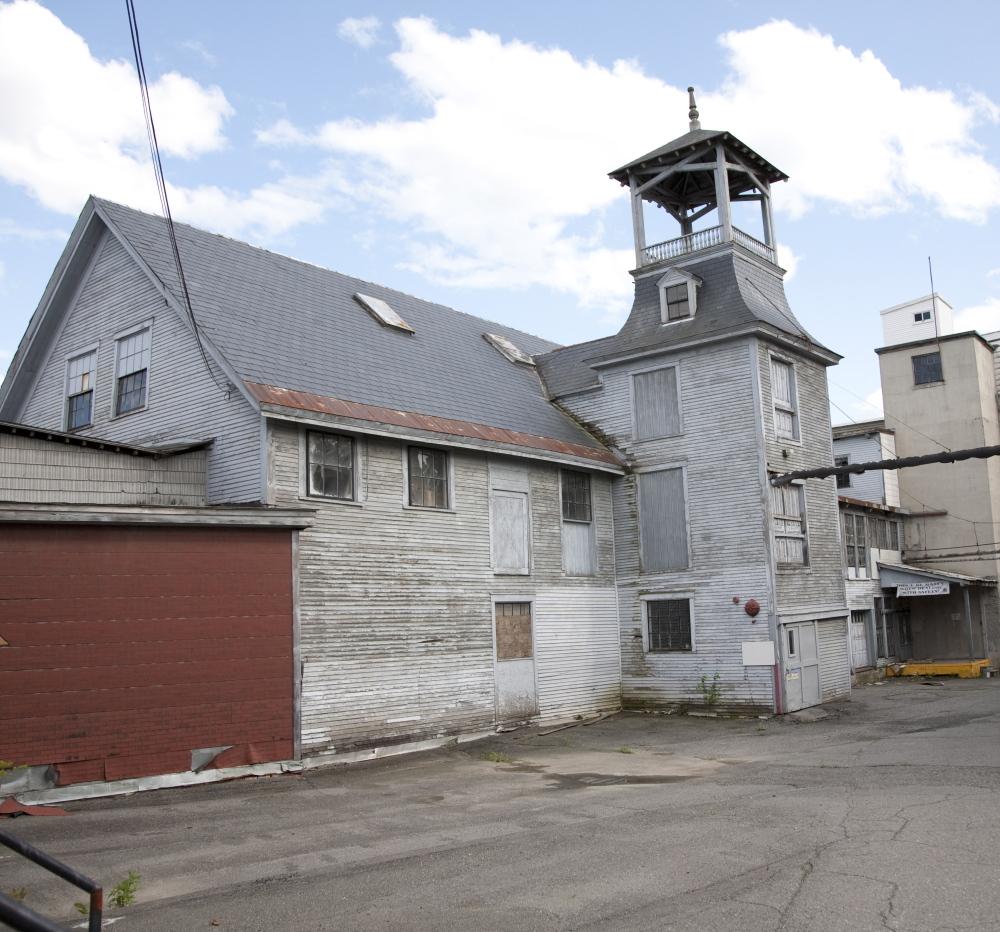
536;249;840;399
94;199;605;452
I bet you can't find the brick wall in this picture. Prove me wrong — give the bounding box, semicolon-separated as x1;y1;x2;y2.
0;524;294;784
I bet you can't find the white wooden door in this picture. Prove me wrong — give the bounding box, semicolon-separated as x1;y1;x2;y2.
850;610;872;670
494;601;538;723
782;621;822;712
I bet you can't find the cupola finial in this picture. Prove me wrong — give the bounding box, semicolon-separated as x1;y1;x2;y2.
687;86;701;131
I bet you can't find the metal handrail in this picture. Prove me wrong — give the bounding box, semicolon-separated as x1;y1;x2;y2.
0;829;102;932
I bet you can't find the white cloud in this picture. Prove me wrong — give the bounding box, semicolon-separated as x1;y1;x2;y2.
0;0;323;239
860;388;884;419
338;16;381;49
954;297;1000;335
260;17;1000;315
775;243;800;280
181;39;218;67
0;218;67;240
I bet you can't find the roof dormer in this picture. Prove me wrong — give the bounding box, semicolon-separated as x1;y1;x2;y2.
656;267;703;324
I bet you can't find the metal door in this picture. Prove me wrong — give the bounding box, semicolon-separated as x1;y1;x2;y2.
493;601;538;723
782;621;822;711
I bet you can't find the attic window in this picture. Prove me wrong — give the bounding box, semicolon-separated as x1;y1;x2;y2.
355;293;414;333
484;333;535;366
656;269;702;325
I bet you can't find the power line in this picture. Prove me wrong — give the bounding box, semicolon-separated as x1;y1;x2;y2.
124;0;230;397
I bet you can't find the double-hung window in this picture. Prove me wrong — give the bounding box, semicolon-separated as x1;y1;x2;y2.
307;431;355;500
561;469;595;575
771;482;807;565
66;350;97;429
834;454;851;489
771;358;798;441
843;513;868;578
646;599;693;652
115;328;151;415
409;447;449;508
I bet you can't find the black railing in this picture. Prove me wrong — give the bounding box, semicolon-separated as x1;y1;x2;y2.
0;828;102;932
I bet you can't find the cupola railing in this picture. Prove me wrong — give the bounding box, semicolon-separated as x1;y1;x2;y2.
641;224;774;267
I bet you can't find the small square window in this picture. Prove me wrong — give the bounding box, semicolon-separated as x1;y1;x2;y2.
665;284;690;321
834;454;851;489
912;352;942;385
647;599;692;652
115;328;151;415
409;447;448;508
914;311;931;322
307;431;355;500
561;470;592;522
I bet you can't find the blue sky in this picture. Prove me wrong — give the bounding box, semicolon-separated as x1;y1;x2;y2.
2;0;999;425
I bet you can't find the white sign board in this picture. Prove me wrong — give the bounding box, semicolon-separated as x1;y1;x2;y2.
742;640;776;666
897;582;950;597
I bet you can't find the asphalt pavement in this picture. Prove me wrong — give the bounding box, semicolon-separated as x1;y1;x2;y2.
4;677;1000;932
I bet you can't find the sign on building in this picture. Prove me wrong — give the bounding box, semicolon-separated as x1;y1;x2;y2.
896;581;950;597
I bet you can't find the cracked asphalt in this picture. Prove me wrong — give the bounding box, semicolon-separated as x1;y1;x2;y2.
4;678;1000;932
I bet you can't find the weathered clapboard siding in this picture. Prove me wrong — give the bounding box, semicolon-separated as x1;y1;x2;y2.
0;432;205;505
756;339;846;616
533;587;620;717
560;338;775;711
269;419;620;756
831;432;886;505
18;231;261;504
818;617;851;700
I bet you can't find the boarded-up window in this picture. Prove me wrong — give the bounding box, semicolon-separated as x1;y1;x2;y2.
647;599;692;651
492;490;530;573
495;602;532;660
633;367;681;441
772;482;807;565
771;358;798;441
638;468;688;573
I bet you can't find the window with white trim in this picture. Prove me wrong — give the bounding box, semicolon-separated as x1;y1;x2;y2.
843;512;868;578
646;598;693;652
408;447;449;508
656;268;701;324
66;350;97;429
561;469;595;576
771;481;808;566
114;328;151;415
307;431;355;500
770;357;799;441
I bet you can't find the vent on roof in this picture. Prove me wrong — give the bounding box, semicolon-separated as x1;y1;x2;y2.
484;333;535;366
355;293;414;333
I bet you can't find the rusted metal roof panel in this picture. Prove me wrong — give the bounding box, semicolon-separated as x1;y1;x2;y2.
246;382;622;469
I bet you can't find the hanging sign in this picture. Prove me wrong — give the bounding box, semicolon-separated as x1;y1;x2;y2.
896;581;950;597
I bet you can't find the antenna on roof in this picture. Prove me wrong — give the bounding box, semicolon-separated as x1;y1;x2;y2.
687;87;701;131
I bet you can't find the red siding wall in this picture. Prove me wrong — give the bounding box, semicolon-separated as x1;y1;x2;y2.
0;524;295;785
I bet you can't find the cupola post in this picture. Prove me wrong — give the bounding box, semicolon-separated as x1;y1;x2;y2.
610;89;788;270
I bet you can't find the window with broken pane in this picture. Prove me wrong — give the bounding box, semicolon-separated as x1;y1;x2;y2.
408;447;448;508
66;350;96;429
115;328;150;415
307;431;355;500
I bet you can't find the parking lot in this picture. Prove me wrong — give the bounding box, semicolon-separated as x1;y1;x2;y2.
5;678;1000;932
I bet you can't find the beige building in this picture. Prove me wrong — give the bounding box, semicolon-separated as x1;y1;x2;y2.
875;330;1000;665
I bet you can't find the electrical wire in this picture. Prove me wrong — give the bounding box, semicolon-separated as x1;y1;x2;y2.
125;0;230;396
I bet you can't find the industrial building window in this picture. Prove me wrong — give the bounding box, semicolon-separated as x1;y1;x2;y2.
114;328;151;415
632;366;681;441
770;358;799;441
914;310;931;322
408;447;449;508
772;482;807;565
638;467;689;572
834;454;851;489
912;352;942;385
843;513;868;578
307;431;355;500
66;350;97;429
561;470;592;522
646;599;692;652
872;516;899;550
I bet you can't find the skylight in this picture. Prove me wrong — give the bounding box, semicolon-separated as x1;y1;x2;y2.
355;293;414;333
484;333;535;366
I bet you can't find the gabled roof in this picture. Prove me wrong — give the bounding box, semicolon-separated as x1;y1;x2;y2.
1;198;620;470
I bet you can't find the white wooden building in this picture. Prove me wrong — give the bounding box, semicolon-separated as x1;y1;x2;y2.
1;97;852;769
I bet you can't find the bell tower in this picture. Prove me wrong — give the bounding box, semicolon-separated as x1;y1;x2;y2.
609;89;787;270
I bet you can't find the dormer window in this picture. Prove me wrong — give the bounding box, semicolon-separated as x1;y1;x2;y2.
656;269;702;325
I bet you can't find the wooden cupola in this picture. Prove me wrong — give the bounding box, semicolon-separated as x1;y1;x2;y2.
609;88;788;269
